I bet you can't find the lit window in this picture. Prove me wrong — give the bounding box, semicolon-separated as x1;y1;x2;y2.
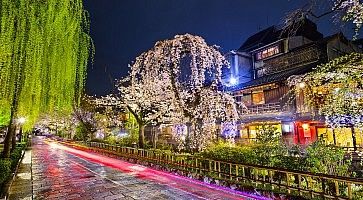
252;91;265;105
255;45;281;60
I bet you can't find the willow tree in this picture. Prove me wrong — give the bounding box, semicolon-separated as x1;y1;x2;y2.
288;53;363;149
0;0;93;157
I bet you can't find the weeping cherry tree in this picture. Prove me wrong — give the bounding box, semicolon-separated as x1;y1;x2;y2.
130;34;240;151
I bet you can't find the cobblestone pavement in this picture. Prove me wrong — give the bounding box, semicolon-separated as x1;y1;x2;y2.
29;136;257;200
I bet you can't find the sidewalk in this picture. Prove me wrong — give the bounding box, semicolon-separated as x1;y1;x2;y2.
8;148;32;200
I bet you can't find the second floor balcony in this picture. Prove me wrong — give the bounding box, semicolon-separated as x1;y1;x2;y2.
256;44;323;78
239;102;293;116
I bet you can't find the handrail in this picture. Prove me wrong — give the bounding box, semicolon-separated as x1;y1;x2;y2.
262;45;320;76
241;102;284;115
75;142;363;199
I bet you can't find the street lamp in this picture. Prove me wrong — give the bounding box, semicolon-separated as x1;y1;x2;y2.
229;77;238;86
18;117;26;124
17;117;26;143
298;82;306;89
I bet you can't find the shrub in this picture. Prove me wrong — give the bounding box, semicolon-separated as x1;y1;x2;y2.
200;142;259;165
73;123;91;142
0;159;11;185
90;138;104;143
10;144;25;169
104;135;117;145
305;141;351;176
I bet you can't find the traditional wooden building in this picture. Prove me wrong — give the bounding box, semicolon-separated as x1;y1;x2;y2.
224;19;362;147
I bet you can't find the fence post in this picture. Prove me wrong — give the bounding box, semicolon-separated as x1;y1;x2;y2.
298;174;302;196
236;165;239;181
209;160;212;173
218;162;221;178
335;180;339;197
348;183;352;199
286;173;290;194
229;163;232;180
269;171;274;190
195;158;198;173
254;168;258;187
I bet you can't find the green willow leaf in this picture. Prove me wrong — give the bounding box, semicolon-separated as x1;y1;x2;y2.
0;0;93;130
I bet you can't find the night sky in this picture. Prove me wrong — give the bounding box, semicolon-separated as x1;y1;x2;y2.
84;0;353;96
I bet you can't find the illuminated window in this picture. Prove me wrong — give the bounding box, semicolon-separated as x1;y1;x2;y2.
256;45;280;60
242;94;252;106
252;91;265;105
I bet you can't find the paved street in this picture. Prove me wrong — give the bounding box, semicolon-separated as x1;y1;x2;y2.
13;136;262;200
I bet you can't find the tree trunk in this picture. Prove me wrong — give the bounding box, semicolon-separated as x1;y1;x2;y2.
2;124;15;158
332;129;336;145
138;123;145;148
351;126;357;151
12;125;17;151
18;126;23;143
185;122;191;152
152;127;157;149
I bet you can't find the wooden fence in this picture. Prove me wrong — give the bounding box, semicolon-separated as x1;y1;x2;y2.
83;142;363;199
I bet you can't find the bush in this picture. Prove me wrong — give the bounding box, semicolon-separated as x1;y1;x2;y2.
104;135;117;145
90;138;104;143
73;123;91;142
305;141;351;176
200;142;259;165
201;139;351;176
10;148;22;169
0;159;11;185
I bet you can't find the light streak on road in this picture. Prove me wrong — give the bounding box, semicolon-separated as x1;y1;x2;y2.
44;140;270;200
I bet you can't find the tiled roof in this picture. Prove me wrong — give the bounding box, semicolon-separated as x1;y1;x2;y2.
228;64;316;92
238;19;323;52
238;26;280;52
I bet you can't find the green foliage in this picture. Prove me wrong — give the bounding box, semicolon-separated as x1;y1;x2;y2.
306;141;351;176
0;159;11;185
118;113;138;146
201;140;351;176
0;101;10;126
200;142;259;165
10;146;23;169
73;123;90;142
104;135;117;145
288;53;363;128
0;144;26;187
0;0;93;131
255;125;281;145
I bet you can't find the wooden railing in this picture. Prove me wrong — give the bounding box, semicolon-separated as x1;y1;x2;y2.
83;142;363;199
241;102;286;115
260;45;321;77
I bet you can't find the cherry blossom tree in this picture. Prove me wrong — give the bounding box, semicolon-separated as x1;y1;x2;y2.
129;34;240;151
288;53;363;149
95;76;177;148
97;34;241;151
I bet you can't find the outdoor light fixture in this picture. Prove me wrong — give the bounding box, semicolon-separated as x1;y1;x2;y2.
17;117;26;124
301;123;309;130
282;124;291;132
298;82;306;89
229;77;238;86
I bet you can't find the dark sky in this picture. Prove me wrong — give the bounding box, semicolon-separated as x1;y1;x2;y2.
84;0;353;96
